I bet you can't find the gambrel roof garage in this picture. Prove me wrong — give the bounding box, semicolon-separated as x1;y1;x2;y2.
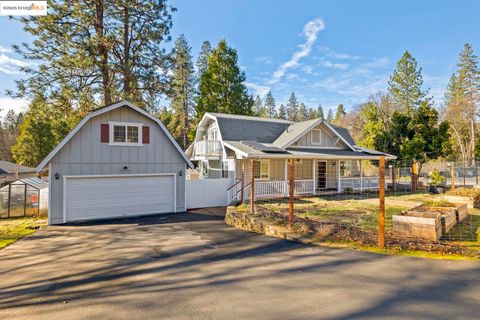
38;101;193;224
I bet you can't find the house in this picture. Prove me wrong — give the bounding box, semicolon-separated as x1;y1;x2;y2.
0;161;37;186
187;113;395;201
37;101;193;224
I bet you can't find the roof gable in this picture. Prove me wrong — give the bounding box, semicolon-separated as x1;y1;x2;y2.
272;119;355;150
37;100;193;171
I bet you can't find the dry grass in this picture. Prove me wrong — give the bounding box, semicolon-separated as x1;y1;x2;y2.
0;216;46;249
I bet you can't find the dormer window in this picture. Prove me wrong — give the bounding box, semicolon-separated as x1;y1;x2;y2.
109;122;143;146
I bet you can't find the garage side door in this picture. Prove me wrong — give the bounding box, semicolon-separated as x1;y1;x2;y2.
64;174;175;222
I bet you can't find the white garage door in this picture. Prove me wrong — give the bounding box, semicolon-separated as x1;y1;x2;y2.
64;174;175;222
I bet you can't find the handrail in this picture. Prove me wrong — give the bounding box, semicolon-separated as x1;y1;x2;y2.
236;182;250;196
227;179;241;191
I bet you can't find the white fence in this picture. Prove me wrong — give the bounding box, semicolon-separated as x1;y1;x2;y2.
186;178;230;209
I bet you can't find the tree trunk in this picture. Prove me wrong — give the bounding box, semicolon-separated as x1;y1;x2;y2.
95;0;112;105
123;5;131;98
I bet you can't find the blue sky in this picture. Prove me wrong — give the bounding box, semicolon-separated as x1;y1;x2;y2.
1;0;480;118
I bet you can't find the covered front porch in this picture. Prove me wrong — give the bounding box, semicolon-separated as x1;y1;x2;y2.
229;158;382;202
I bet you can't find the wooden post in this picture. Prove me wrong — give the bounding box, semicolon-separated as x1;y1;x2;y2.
250;159;255;214
451;161;455;190
288;159;295;227
379;156;385;249
240;160;245;204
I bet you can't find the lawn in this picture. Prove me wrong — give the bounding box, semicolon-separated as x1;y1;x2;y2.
0;216;46;249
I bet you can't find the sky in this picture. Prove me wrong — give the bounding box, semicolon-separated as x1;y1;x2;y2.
1;0;480;119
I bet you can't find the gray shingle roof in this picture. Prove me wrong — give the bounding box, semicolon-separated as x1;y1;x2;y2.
330;124;355;146
0;161;36;175
224;141;394;159
210;113;292;143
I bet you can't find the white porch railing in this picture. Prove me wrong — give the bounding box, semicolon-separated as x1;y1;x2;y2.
339;176;382;190
241;179;315;201
194;140;222;157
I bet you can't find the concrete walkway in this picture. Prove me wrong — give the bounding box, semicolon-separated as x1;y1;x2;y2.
0;208;479;320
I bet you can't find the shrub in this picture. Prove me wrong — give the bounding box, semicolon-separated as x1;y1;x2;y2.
429;170;445;186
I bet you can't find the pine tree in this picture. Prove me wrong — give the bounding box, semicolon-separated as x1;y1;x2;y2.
264;91;276;118
445;44;480;164
169;34;195;148
11;0;175;109
253;95;263;116
326;108;334;123
12;94;57;166
196;41;212;82
277;104;287;120
334;104;346;124
298;103;308;121
317;104;324;119
286;92;299;121
196;39;253;120
388;51;429;111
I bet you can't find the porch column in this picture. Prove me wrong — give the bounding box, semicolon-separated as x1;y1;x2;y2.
250;159;255;214
240;160;245;204
312;160;316;195
337;160;341;192
284;159;288;196
360;160;363;191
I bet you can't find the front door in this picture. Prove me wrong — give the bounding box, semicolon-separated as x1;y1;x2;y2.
317;161;327;189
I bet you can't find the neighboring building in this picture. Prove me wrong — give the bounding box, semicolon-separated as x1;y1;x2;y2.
186;113;395;201
37;101;193;224
0;161;37;186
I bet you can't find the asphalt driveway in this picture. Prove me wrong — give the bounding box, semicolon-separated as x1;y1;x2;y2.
1;207;479;320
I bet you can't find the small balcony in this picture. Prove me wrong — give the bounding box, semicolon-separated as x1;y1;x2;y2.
194;140;223;157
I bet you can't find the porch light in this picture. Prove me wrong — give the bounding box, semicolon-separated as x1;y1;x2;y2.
179;170;183;177
54;172;60;180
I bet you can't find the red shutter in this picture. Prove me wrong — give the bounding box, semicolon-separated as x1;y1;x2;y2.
101;124;109;143
142;126;150;144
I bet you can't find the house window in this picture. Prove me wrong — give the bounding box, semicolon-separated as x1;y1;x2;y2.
109;122;143;146
340;160;361;177
254;160;269;180
311;129;322;145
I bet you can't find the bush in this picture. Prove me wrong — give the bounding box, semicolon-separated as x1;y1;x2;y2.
429;170;445;186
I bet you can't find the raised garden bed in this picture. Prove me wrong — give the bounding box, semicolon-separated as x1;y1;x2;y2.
393;201;469;241
393;211;442;241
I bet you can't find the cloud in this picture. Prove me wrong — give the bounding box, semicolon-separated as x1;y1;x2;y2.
0;98;29;119
312;57;392;100
317;46;360;60
245;82;270;97
318;60;349;70
0;47;28;75
269;18;325;85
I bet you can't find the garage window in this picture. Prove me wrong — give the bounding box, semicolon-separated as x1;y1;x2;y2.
109;122;143;146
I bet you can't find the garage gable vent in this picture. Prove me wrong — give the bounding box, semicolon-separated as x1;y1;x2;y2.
101;124;109;143
142;126;150;144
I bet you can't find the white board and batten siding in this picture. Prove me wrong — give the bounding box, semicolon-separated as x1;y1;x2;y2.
186;178;230;209
48;106;187;224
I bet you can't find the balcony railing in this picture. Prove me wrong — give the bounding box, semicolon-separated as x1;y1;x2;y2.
194;140;222;157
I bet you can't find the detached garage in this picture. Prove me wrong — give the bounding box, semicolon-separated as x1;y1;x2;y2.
37;101;193;224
